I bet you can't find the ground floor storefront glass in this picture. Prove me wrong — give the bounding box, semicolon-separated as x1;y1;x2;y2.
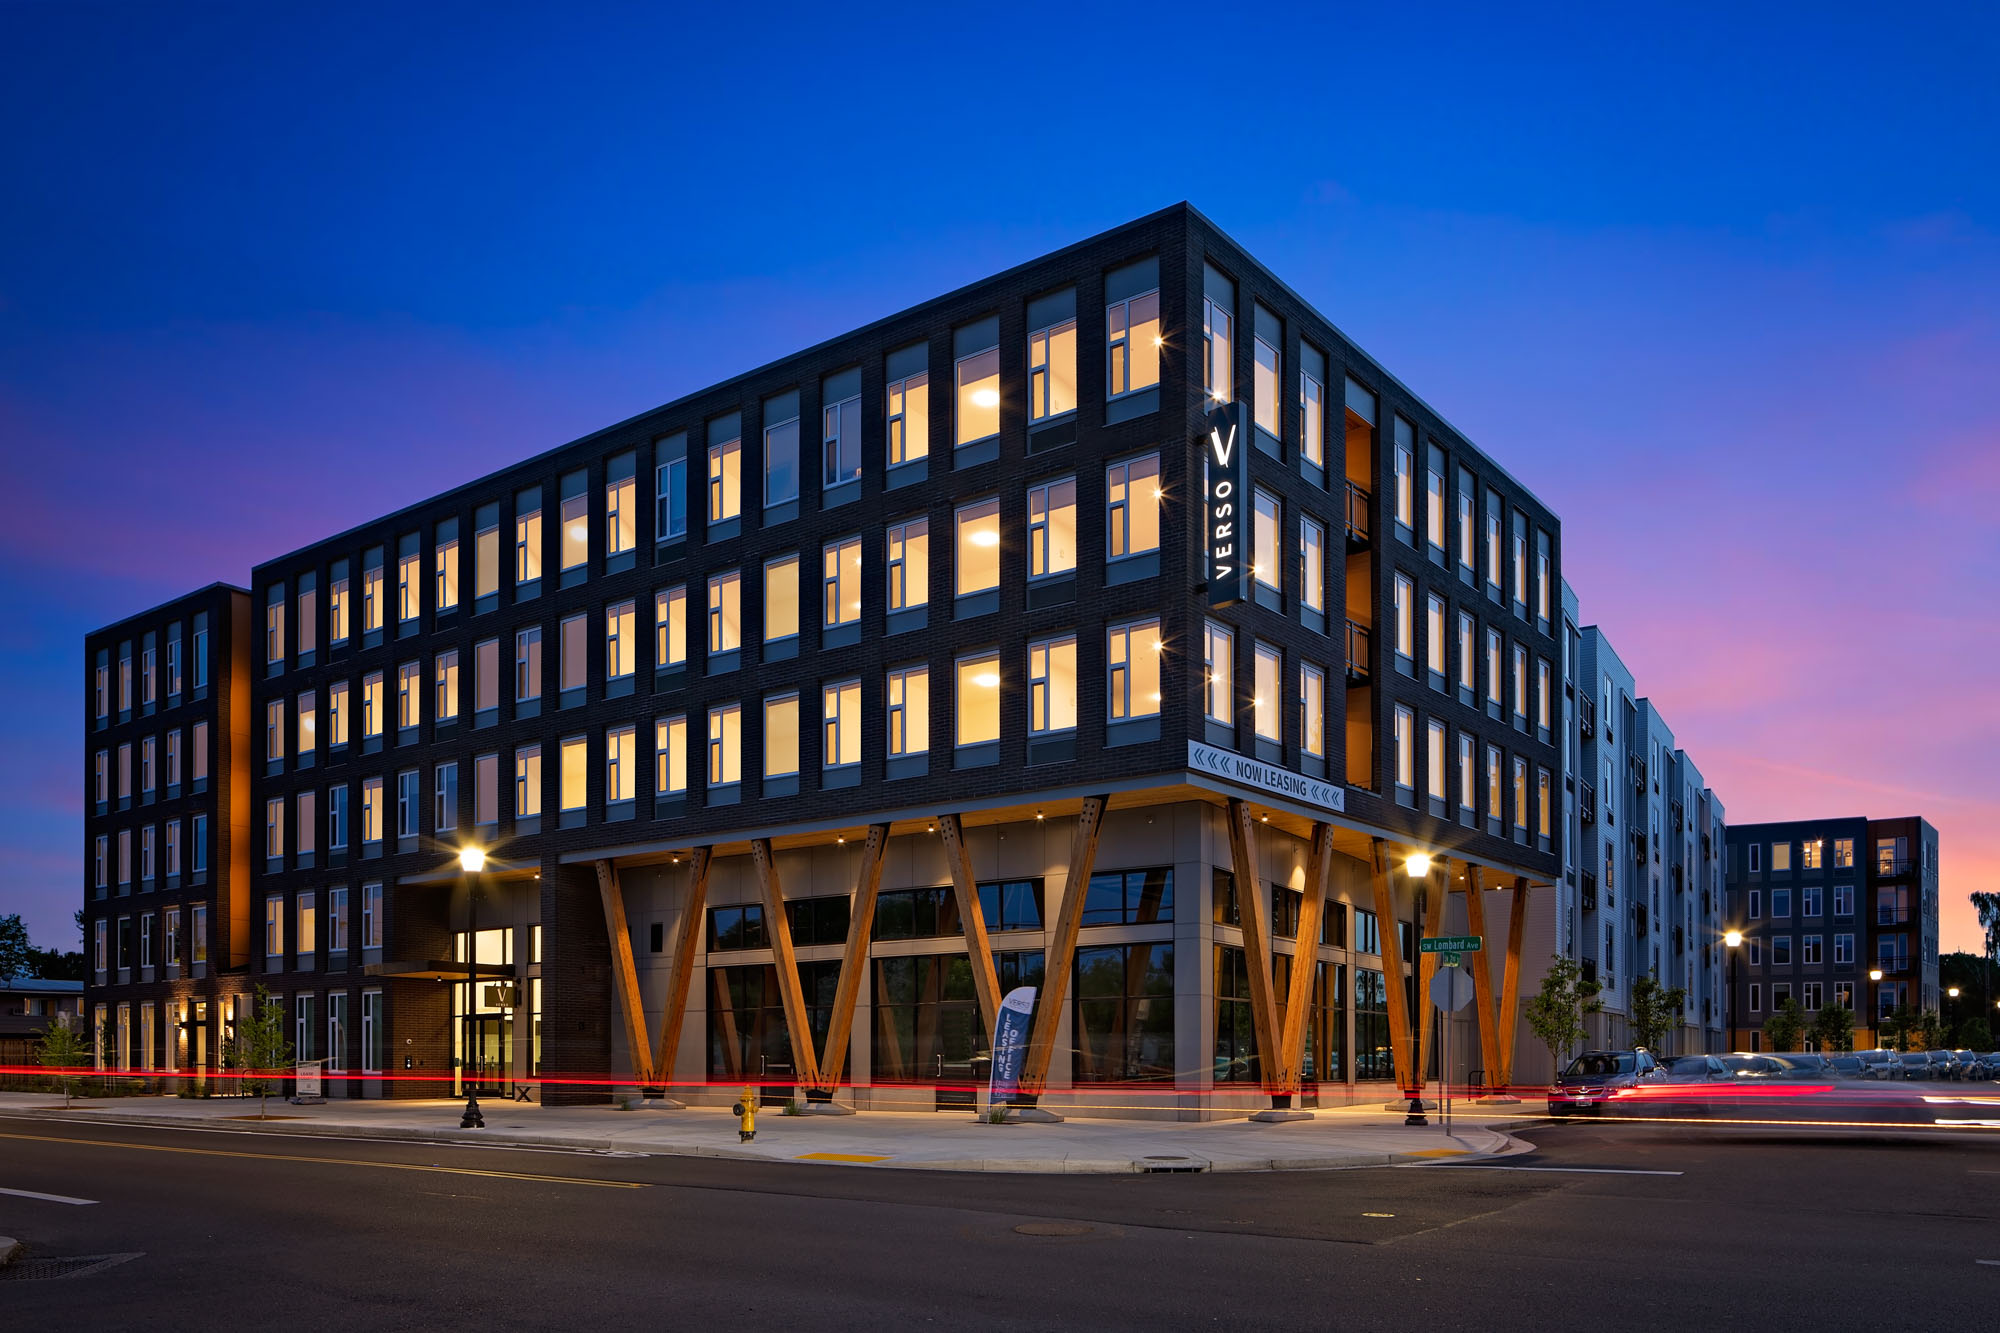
1074;942;1174;1082
871;950;1043;1084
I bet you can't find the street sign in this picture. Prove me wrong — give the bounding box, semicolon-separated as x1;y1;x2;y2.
1418;935;1482;954
1430;967;1475;1011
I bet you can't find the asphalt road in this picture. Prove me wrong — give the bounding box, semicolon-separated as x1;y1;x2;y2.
2;1113;1995;1329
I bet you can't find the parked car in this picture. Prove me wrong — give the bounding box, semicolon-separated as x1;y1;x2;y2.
1854;1049;1899;1080
1548;1050;1663;1115
1765;1054;1833;1076
1895;1051;1936;1080
1824;1054;1865;1077
1719;1053;1784;1078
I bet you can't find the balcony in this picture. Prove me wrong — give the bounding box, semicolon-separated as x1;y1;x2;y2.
1671;799;1685;833
1631;755;1648;791
1875;908;1910;926
1580;780;1596;824
1578;693;1596;739
1581;870;1598;911
1875;857;1912;878
1344;620;1372;684
1876;956;1911;976
1633;831;1648;861
1343;481;1372;550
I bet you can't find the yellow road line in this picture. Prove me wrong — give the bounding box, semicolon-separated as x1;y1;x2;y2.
0;1130;647;1190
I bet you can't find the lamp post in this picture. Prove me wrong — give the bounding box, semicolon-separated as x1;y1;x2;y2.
1403;851;1432;1127
1947;986;1960;1048
1724;930;1742;1052
1869;968;1885;1049
458;845;487;1129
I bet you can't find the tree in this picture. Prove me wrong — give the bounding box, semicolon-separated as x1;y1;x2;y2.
227;985;294;1119
37;1013;91;1108
1880;1003;1919;1051
0;913;30;986
24;946;86;982
1973;892;2000;1012
1916;1008;1944;1052
1954;1016;1994;1052
1763;998;1807;1053
1525;955;1603;1075
1811;1004;1856;1053
1627;974;1687;1055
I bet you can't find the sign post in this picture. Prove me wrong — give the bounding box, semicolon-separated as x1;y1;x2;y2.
1418;935;1482;955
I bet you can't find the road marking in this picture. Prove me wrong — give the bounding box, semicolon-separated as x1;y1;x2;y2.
795;1152;891;1163
0;1131;647;1190
1977;1259;2000;1267
0;1185;100;1205
1403;1163;1684;1176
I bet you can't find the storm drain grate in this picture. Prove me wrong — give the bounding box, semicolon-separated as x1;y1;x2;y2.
1138;1155;1208;1174
0;1253;143;1283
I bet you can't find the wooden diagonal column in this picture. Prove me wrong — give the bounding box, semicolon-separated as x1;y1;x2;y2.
939;814;1003;1038
1276;822;1336;1094
651;846;713;1088
1414;867;1446;1087
593;860;655;1086
1369;838;1418;1096
750;838;822;1090
1224;799;1283;1093
1020;795;1110;1094
1495;877;1530;1089
1460;864;1502;1089
816;824;889;1092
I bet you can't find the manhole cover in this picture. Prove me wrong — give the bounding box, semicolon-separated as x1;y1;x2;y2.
1013;1221;1092;1237
0;1253;142;1283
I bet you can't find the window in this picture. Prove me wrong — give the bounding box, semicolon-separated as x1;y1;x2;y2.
1253;490;1280;590
1802;840;1823;870
167;822;182;876
1749;983;1762;1012
474;515;498;604
560;736;588;811
360;776;383;844
1106;289;1160;397
1749;888;1762;918
1458;733;1476;813
822;680;862;767
605;454;636;557
516;490;543;583
764;410;800;508
396;660;421;729
707;437;741;522
1300;663;1325;757
1203;293;1232;400
1513;758;1529;832
1300;517;1325;614
1427;720;1447;803
515;627;543;701
1536;536;1551;622
94;659;109;719
708;571;742;654
654;716;687;795
1772;887;1793;918
396;769;420;838
707;705;741;786
955;498;1000;595
887;665;929;756
886;369;929;465
1028;316;1076;421
1029;635;1077;735
955;344;1000;444
751;556;799;645
1426;594;1446;678
1300;358;1325;466
1537;658;1551;730
559;613;587;693
397;549;421;623
515;745;542;817
1537;768;1552;839
1107;620;1162;720
822;537;862;627
361;884;382;950
1394;705;1415;791
1394;431;1414;532
656;456;688;541
1834;884;1854;918
265;591;286;665
887;518;929;610
435;528;460;612
474;753;498;825
1833;838;1854;868
1203;622;1233;724
655;586;687;668
1771;841;1792;872
1803;935;1823;966
169;730;185;784
1512;515;1528;610
956;652;1001;746
1106;453;1161;559
435;761;459;831
1772;936;1793;967
1426;447;1445;554
142;735;158;790
1748;843;1762;874
764;694;800;777
265;895;283;958
1486;745;1502;822
434;651;459;721
1485;492;1502;590
1027;477;1077;578
558;475;591;572
1457;613;1475;695
1834;933;1854;965
814;389;863;488
327;785;348;851
606;725;637;803
1252;330;1280;435
1253;642;1281;741
1485;629;1502;707
1512;645;1527;720
1394;574;1414;660
361;671;384;739
1083;867;1175;926
362;554;386;634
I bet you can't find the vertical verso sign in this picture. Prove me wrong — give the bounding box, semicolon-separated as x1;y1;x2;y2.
1204;401;1249;608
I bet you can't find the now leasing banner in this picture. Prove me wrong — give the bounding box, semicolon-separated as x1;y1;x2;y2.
987;986;1036;1105
1188;740;1346;814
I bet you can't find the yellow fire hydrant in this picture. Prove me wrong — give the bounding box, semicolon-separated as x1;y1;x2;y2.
731;1084;757;1142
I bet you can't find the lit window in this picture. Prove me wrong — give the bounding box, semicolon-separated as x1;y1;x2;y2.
474;516;499;603
1427;594;1445;677
515;627;542;701
1300;663;1325;757
1485;629;1502;706
1537;768;1552;838
1204;622;1233;724
1202;295;1232;401
1027;478;1077;578
1513;758;1528;831
1395;705;1414;790
560;478;589;573
1300;363;1325;466
655;586;687;668
955;345;1000;445
1106;453;1162;559
956;652;1001;745
515;745;542;816
823;393;862;487
1512;644;1527;719
435;531;460;611
656;456;688;540
361;777;383;844
764;693;800;778
886;371;929;465
606;454;636;557
362;555;385;633
559;613;586;692
473;754;497;825
1458;734;1476;812
435;651;459;721
1028;635;1077;735
887;518;929;610
823;680;862;767
265;591;286;664
1027;317;1078;424
1107;619;1162;721
1536;658;1551;730
327;685;348;748
708;438;742;522
655;716;687;795
1300;517;1325;613
1457;468;1475;574
396;661;421;729
266;797;285;859
361;672;384;739
1512;517;1528;609
1536;539;1551;622
1394;432;1414;532
764;556;800;643
606;725;636;803
1457;613;1475;695
1253;642;1281;741
764;412;800;508
955;498;1001;596
516;491;543;584
822;537;862;627
707;704;742;786
1485;491;1502;590
887;665;929;756
1427;720;1446;802
560;736;587;812
1253;490;1280;590
606;600;636;679
708;571;742;654
1426;448;1445;554
1394;575;1413;660
1253;333;1280;436
397;550;421;622
1106;290;1160;397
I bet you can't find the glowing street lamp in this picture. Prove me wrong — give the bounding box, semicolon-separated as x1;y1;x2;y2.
458;844;488;1129
1724;931;1743;1049
1405;852;1432;879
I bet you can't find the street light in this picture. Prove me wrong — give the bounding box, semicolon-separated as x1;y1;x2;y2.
1869;968;1885;1049
1724;931;1742;1051
1402;851;1433;1126
459;844;487;1129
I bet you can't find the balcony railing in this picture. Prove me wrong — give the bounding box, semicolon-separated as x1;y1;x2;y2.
1343;481;1372;548
1876;857;1912;877
1876;956;1911;976
1344;620;1372;684
1875;908;1909;926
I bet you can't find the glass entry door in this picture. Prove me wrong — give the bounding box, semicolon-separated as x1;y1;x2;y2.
462;1016;511;1096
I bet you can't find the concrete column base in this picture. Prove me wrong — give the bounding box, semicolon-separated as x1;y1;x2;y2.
1014;1106;1066;1123
640;1097;688;1110
803;1101;856;1115
1249;1109;1315;1123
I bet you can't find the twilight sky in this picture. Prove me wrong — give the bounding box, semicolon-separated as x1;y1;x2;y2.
2;4;1995;956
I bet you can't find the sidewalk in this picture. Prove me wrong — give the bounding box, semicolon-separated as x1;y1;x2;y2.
0;1092;1534;1174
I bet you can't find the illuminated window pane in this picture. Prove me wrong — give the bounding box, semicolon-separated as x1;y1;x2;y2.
887;665;929;756
1027;477;1077;578
1029;319;1077;421
1028;635;1077;734
559;613;586;692
1106;453;1161;558
1427;595;1445;677
764;556;799;643
956;653;1001;746
887;518;929;610
1107;619;1162;720
955;346;1000;445
655;586;686;667
559;487;588;572
708;439;742;522
515;745;542;816
1204;622;1233;724
822;680;862;767
655;716;687;794
606;725;636;803
1395;706;1414;790
1300;517;1325;612
1300;369;1325;466
1253;643;1280;741
1301;664;1325;757
887;373;929;465
606;459;636;557
764;694;799;778
1253;336;1280;435
560;736;587;812
823;537;862;627
1427;720;1446;801
606;600;636;679
516;495;543;584
708;571;741;654
1106;289;1160;396
955;498;1000;596
707;704;741;786
1203;297;1232;401
1253;490;1280;590
397;552;420;622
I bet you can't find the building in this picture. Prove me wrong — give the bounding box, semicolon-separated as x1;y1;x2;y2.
85;204;1569;1116
1;979;86;1069
1724;817;1941;1050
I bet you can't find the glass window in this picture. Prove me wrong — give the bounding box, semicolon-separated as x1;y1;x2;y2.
656;457;688;541
887;518;929;610
516;492;543;584
514;627;542;701
560;736;587;812
1427;594;1446;677
435;761;459;830
396;661;421;729
764;694;800;777
1106;453;1161;559
708;437;742;522
886;370;929;465
1300;363;1325;466
1253;333;1280;435
1486;629;1503;705
515;744;542;816
822;680;862;768
764;412;800;508
361;672;384;739
1107;619;1162;720
1394;574;1413;660
1253;490;1280;590
1457;613;1475;694
474;515;499;604
1426;448;1445;554
394;550;419;623
606;455;636;557
606;600;636;679
602;725;636;805
1028;318;1076;421
1074;943;1175;1083
1027;477;1077;578
1395;705;1415;790
1394;434;1414;533
1028;635;1077;734
655;586;686;668
708;571;742;654
265;590;286;665
1427;720;1447;802
823;393;862;487
1512;644;1528;719
1203;295;1232;401
396;768;421;837
325;686;347;748
1253;642;1281;741
655;715;687;795
1300;663;1325;757
707;704;742;786
956;652;1001;746
433;652;458;722
764;556;799;643
1106;290;1160;397
822;537;862;627
1300;517;1325;613
1458;733;1476;812
955;498;1000;596
1204;622;1233;724
887;665;929;756
559;613;586;692
1536;658;1551;729
361;776;383;843
955;346;1000;444
1083;868;1175;926
1513;757;1529;831
361;555;385;633
474;753;498;825
1486;491;1503;589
